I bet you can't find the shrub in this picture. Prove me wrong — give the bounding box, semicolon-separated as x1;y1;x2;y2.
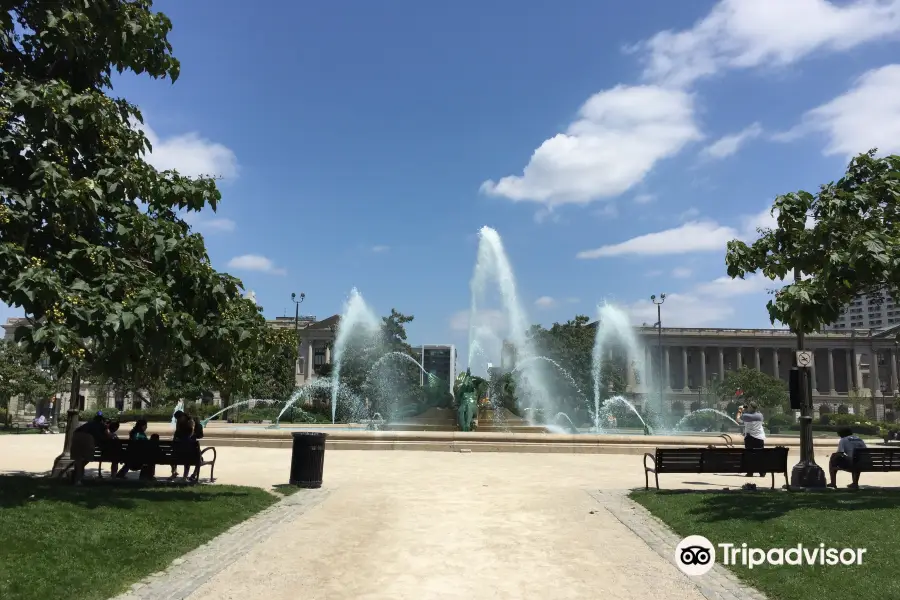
788;423;880;436
837;404;849;414
767;413;795;428
819;413;832;425
886;411;896;423
0;408;7;426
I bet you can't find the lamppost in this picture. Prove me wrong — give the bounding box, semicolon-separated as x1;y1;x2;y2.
291;292;305;375
789;268;826;488
651;293;666;414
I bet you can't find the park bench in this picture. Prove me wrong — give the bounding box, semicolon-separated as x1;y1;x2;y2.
843;447;900;477
643;446;789;490
11;419;53;434
89;439;217;482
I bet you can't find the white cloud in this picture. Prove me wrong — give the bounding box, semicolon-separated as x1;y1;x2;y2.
576;205;810;259
672;267;692;279
227;254;286;276
577;220;738;258
625;273;782;327
184;211;236;233
139;121;239;179
700;122;762;159
449;309;507;333
371;245;390;253
534;296;557;309
634;193;656;204
785;64;900;157
637;0;900;88
480;85;701;206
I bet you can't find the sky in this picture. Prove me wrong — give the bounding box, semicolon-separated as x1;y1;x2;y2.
4;0;900;365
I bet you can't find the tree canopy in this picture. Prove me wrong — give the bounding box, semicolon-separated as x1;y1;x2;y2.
713;366;788;410
725;150;900;333
0;339;54;407
0;1;264;403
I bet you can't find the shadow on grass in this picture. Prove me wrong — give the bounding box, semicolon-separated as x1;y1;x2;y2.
634;488;900;522
0;474;258;510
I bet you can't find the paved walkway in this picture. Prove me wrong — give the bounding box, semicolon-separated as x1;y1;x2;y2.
4;434;888;600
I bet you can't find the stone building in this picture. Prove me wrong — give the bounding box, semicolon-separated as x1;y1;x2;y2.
503;323;900;419
624;325;900;418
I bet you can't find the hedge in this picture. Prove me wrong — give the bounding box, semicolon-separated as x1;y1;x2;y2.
787;423;881;436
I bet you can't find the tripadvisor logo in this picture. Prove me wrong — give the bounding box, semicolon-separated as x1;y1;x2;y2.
675;536;867;575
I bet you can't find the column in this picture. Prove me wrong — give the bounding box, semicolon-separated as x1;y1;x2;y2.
736;347;742;369
717;347;724;381
892;348;899;396
827;348;837;395
700;348;707;386
325;345;331;364
306;342;314;378
682;347;690;392
664;347;672;391
810;352;819;396
773;348;780;380
845;349;853;392
872;349;883;397
754;347;760;371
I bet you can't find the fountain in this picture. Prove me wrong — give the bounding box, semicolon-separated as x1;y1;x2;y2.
186;225;785;454
171;400;184;426
468;227;557;419
329;288;382;423
673;408;740;431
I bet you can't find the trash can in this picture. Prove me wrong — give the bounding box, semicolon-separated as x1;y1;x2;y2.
289;431;327;488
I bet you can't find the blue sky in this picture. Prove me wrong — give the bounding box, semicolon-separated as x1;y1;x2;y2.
5;0;900;361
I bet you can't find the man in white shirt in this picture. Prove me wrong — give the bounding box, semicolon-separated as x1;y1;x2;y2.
736;402;766;477
828;426;867;489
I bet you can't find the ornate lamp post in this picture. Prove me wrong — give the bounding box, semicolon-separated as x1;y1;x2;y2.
651;293;666;414
291;292;305;375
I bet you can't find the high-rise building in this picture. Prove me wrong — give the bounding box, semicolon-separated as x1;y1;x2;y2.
410;345;457;393
826;290;900;330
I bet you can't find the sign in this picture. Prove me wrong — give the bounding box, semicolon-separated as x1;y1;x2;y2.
795;350;813;368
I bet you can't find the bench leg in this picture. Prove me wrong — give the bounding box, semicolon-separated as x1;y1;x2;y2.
783;470;789;490
770;472;775;490
644;468;649;490
655;471;660;490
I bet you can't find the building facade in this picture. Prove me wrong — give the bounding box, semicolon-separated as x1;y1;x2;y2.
503;324;900;419
410;345;457;392
826;290;900;330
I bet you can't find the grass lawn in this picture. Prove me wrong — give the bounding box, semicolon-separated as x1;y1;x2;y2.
0;475;278;600
631;489;900;600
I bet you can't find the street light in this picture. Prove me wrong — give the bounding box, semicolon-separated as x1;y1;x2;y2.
291;291;305;365
651;294;666;414
790;268;826;488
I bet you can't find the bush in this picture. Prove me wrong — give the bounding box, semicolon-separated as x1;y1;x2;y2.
837;404;849;414
886;411;896;423
819;413;832;425
0;408;7;426
767;413;795;428
78;402;221;423
788;423;881;436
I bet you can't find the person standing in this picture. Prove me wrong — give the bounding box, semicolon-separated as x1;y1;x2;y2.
70;413;112;485
736;401;766;477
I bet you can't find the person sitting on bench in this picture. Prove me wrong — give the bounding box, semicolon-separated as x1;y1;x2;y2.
828;426;867;490
32;414;50;432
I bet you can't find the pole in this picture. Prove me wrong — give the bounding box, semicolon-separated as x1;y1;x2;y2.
789;268;826;487
657;303;663;414
50;368;81;478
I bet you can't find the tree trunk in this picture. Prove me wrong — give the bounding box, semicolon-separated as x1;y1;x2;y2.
67;369;81;412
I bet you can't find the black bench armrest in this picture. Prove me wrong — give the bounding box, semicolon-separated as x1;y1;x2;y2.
718;433;734;448
644;452;658;490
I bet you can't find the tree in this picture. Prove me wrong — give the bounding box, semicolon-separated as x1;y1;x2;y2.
713;366;788;410
0;339;54;410
725;150;900;333
0;1;258;408
527;315;594;408
249;326;299;401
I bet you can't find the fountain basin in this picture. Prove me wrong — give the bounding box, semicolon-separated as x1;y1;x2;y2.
144;423;843;455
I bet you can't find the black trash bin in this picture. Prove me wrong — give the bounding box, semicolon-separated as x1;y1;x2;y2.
289;431;327;488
